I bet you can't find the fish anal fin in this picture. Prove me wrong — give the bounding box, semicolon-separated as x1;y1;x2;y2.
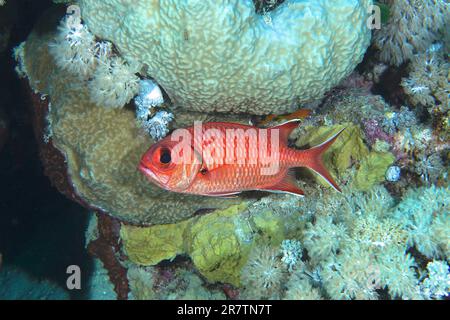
201;191;242;198
258;172;305;197
270;119;301;144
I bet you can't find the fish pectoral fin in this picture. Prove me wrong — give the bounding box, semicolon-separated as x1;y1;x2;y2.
258;174;305;197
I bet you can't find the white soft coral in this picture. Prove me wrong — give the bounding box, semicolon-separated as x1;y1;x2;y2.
49;8;97;78
374;0;449;66
88;57;141;108
49;5;142;109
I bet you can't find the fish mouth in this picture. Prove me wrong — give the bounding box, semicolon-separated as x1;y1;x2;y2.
138;162;158;181
139;162;169;189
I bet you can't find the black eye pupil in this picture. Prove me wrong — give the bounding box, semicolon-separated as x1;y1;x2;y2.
160;150;171;164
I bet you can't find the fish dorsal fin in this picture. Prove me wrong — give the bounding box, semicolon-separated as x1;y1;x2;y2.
257;170;305;197
270;119;301;144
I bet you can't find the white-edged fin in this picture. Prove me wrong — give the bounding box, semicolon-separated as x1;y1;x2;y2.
255;170;305;197
199;191;242;198
255;188;305;197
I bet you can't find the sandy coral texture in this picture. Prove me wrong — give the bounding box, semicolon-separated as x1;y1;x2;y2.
77;0;373;114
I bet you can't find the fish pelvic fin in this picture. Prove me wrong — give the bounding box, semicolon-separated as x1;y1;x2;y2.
299;128;345;192
270;119;301;145
257;170;305;197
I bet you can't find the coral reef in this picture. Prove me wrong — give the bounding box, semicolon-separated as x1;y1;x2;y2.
294;123;395;191
77;0;373;114
401;47;449;113
393;186;449;260
295;124;369;181
138;110;174;141
419;260;450;299
127;264;226;300
280;239;302;272
353;151;395;191
87;212;128;299
11;0;449;301
134;79;174;140
121;219;189;266
385;165;401;182
17;9;242;224
236;185;448;300
49;6;142;109
401;46;449;142
120;201;289;286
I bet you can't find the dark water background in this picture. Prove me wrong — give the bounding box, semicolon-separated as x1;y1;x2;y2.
0;0;93;300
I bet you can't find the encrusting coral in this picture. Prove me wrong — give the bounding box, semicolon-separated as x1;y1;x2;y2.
76;0;373;114
121;201;289;286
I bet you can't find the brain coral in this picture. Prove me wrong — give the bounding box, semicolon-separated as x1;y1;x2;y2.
77;0;373;114
19;10;241;225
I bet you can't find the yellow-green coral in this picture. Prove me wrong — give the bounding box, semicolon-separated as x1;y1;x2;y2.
120;202;288;286
121;221;189;266
184;203;251;286
252;210;285;245
354;151;395;191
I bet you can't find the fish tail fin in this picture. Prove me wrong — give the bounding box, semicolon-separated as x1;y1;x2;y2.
298;128;345;192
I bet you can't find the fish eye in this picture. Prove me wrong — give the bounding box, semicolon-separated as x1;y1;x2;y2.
159;148;171;164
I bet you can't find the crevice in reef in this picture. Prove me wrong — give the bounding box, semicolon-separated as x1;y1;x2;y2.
253;0;285;14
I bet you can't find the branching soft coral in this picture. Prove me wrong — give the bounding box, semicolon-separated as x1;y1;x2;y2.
401;47;449;112
420;260;450;299
373;0;449;66
295;185;448;300
351;215;407;252
394;186;450;259
377;249;419;299
321;246;381;300
240;246;286;299
303;215;348;265
284;270;322;300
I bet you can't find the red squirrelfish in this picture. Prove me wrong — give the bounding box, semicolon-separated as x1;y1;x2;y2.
139;120;344;197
